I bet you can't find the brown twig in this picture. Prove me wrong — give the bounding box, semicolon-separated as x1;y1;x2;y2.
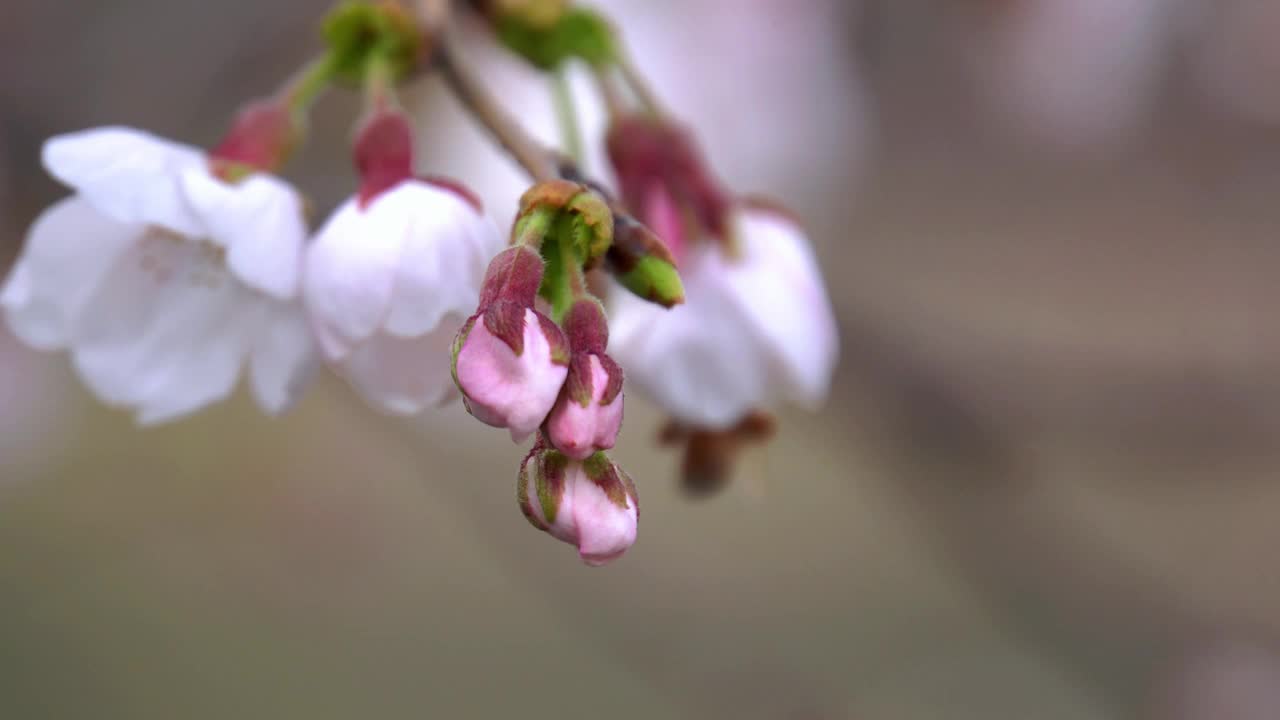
434;23;559;182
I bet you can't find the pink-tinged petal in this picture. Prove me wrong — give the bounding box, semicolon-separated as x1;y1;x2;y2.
517;448;638;566
41;127;205;235
2;198;140;350
547;354;624;460
249;301;319;415
455;307;568;441
181;168;307;300
642;183;687;266
379;181;501;337
569;464;638;566
723;205;838;410
340;314;464;415
302;197;402;359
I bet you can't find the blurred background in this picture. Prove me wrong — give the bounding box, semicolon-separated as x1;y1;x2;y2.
4;0;1280;717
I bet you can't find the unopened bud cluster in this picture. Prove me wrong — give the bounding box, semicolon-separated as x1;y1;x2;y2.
452;181;641;564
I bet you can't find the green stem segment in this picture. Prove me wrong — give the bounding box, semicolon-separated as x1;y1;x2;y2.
517;205;592;323
540;230;590;323
363;50;398;111
438;29;559;182
615;50;664;117
283;55;339;120
551;68;583;165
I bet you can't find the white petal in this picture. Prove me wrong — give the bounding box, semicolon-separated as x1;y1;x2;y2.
609;251;769;428
70;227;249;418
130;295;256;426
381;182;501;337
339;315;463;415
249;301;319;415
2;198;142;350
723;207;838;409
180;169;308;300
42;127;204;235
302;197;402;359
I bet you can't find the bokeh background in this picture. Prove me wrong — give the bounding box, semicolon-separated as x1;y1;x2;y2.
4;1;1280;717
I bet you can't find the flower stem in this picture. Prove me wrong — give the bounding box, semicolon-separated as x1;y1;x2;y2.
551;67;584;165
363;51;398;111
615;49;665;117
591;65;628;123
437;26;558;182
282;54;338;118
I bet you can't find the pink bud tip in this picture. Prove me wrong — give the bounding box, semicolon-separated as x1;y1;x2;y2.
453;306;569;442
546;353;624;459
208;99;296;176
354;110;415;206
517;446;639;566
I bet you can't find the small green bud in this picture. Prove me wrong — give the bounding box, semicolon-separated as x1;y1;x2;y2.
494;7;616;70
614;255;684;308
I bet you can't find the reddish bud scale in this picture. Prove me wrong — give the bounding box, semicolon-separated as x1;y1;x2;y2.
545;295;624;457
208;99;297;179
605;116;731;242
561;298;608;354
559;298;622;406
354;110;415;207
478;245;545;309
562;351;622;407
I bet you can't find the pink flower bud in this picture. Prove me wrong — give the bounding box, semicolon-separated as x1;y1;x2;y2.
208;99;299;177
452;246;570;441
517;444;639;566
605;115;730;258
545;300;623;459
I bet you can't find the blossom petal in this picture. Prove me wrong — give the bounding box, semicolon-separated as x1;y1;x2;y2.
723;207;838;409
608;252;768;428
129;296;256;426
303;197;403;359
249;301;319;415
70;228;250;420
2;198;141;350
381;182;500;337
570;467;638;567
181;169;307;299
41;127;204;235
340;315;463;415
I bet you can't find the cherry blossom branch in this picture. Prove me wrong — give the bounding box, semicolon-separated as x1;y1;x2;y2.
614;49;665;117
551;68;583;164
590;65;628;123
435;25;559;183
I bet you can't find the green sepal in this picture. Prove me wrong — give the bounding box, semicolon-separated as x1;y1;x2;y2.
537;450;570;524
582;452;632;511
495;7;616;71
616;256;684;308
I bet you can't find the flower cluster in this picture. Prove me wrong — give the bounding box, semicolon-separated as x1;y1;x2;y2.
2;0;841;565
